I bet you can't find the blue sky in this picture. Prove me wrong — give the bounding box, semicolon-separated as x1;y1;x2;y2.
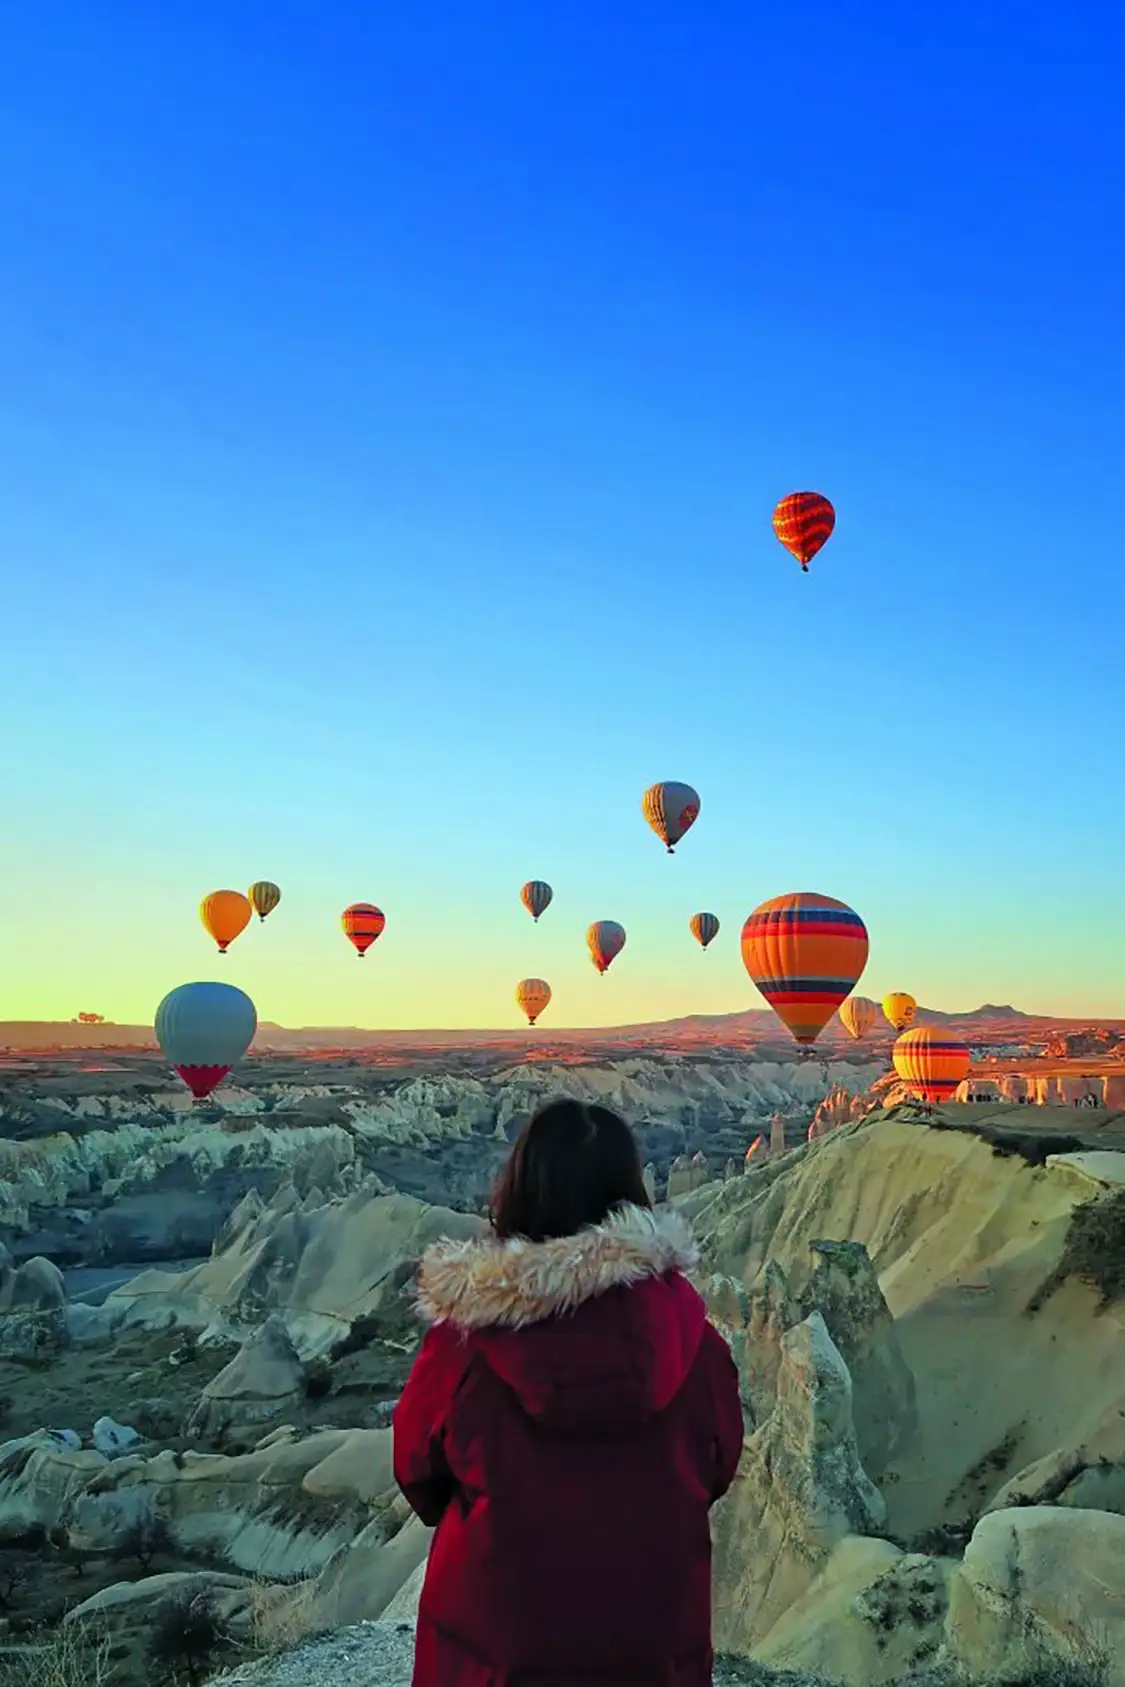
1;1;1122;1028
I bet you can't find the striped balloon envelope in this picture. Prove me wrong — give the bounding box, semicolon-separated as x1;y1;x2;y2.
342;903;386;958
772;492;835;572
690;911;720;950
516;978;552;1025
893;1027;971;1104
741;892;869;1046
587;920;626;975
247;880;281;922
839;994;878;1041
641;782;700;853
520;880;553;922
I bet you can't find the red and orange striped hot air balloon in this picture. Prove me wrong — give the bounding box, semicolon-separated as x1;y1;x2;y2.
342;903;386;958
892;1027;971;1105
587;920;626;976
772;492;836;573
741;892;869;1048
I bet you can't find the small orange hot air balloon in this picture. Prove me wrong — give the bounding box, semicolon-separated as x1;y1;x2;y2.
200;890;253;955
342;903;386;958
893;1027;971;1105
741;891;869;1047
516;978;551;1026
690;912;720;950
772;492;835;573
587;920;626;975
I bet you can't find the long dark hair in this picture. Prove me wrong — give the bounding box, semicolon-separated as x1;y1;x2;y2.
491;1098;651;1243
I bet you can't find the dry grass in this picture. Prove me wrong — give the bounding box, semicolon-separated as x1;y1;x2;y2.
244;1575;329;1658
0;1620;112;1687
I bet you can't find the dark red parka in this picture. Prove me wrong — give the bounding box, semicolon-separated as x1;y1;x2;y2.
393;1203;744;1687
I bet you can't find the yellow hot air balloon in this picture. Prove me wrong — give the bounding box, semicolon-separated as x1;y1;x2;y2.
883;991;917;1032
516;978;552;1026
839;995;878;1041
893;1027;970;1104
200;890;252;955
248;881;281;922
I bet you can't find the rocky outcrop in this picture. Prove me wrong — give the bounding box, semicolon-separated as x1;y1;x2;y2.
0;1431;107;1541
106;1188;486;1358
797;1240;917;1483
743;1260;801;1422
0;1252;67;1358
712;1312;886;1651
66;1428;400;1582
187;1315;307;1442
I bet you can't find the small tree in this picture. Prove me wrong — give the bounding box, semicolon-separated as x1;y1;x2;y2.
148;1590;225;1686
119;1513;174;1571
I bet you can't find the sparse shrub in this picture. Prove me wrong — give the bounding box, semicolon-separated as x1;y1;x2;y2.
304;1358;333;1399
148;1590;225;1685
1057;1188;1125;1309
0;1618;113;1686
119;1512;174;1570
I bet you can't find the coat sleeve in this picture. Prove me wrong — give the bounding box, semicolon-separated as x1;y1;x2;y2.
699;1322;745;1505
392;1323;467;1526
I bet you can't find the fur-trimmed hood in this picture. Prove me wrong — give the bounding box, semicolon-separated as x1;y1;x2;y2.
414;1205;705;1430
416;1202;699;1330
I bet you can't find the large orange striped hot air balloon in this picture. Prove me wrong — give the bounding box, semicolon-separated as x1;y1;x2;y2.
641;782;700;854
741;892;869;1047
839;995;878;1041
520;880;553;922
893;1027;970;1104
883;991;917;1032
342;903;386;958
772;492;835;573
587;920;626;975
690;912;720;950
200;890;252;955
516;978;551;1026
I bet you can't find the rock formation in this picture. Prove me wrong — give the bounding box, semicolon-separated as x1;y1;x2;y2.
712;1312;886;1651
187;1315;307;1442
797;1240;917;1483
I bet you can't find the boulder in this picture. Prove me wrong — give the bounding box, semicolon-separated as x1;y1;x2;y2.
93;1416;140;1456
946;1506;1125;1683
0;1255;68;1358
188;1315;306;1441
712;1311;886;1652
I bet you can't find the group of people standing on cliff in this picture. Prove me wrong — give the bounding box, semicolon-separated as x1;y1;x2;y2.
393;1096;744;1686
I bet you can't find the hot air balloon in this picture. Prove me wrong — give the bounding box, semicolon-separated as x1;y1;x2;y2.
893;1026;971;1104
772;492;836;573
200;890;252;954
342;903;386;957
641;782;700;854
690;912;720;950
741;892;869;1047
516;978;552;1026
248;881;281;922
839;995;878;1041
520;880;553;922
883;992;917;1032
155;981;257;1102
587;920;626;975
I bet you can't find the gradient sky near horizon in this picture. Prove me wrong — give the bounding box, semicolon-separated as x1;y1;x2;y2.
2;1;1123;1031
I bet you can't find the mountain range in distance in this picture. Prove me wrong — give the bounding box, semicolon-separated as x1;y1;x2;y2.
1;1003;1122;1055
